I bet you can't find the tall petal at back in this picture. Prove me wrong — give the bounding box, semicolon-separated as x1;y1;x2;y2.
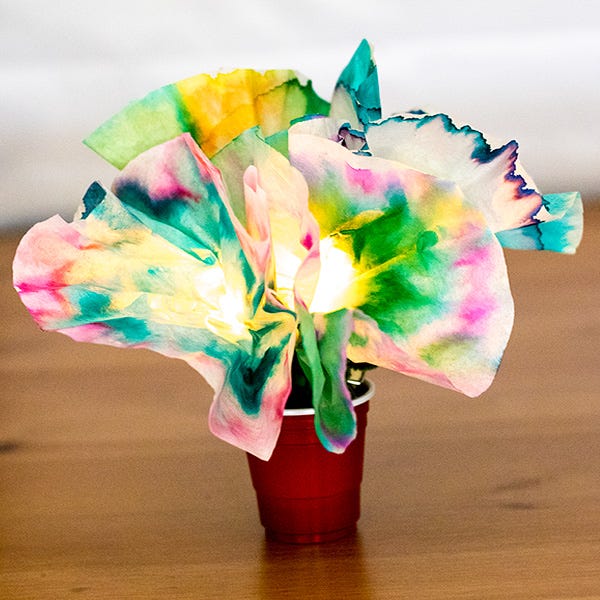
85;69;329;168
330;39;381;130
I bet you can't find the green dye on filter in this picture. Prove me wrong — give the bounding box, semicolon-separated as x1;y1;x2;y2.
108;317;152;344
73;288;111;317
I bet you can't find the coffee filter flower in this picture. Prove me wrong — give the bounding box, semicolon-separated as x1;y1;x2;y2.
13;40;583;460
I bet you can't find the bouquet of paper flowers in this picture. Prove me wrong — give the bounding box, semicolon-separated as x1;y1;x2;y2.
13;41;582;460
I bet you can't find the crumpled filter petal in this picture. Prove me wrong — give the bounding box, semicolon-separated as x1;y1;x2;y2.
14;134;298;460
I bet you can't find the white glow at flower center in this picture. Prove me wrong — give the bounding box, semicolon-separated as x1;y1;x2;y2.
309;237;356;314
194;266;249;340
273;243;302;310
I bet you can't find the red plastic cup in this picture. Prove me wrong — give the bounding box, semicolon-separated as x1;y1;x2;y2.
246;381;374;544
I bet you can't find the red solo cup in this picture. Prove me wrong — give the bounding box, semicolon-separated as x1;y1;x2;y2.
246;381;374;544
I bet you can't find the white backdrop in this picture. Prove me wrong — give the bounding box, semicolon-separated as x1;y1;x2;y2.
1;0;599;229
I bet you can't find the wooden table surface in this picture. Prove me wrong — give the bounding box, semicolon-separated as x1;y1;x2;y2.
1;208;599;599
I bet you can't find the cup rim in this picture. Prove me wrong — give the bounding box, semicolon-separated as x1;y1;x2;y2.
282;379;375;417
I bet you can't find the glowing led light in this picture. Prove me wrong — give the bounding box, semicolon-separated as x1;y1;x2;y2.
192;266;250;341
273;243;302;310
309;237;356;314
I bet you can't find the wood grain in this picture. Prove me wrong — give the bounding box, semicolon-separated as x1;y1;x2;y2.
1;208;599;599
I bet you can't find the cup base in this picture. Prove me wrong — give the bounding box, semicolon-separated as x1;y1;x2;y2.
253;488;361;544
265;524;356;544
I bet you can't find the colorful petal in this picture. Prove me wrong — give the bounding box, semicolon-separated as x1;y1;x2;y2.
294;304;325;410
312;309;356;453
240;165;274;282
212;128;321;310
85;69;329;168
293;307;356;453
330;39;381;130
496;191;583;253
365;114;583;253
14;138;299;460
110;134;269;308
289;122;514;397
